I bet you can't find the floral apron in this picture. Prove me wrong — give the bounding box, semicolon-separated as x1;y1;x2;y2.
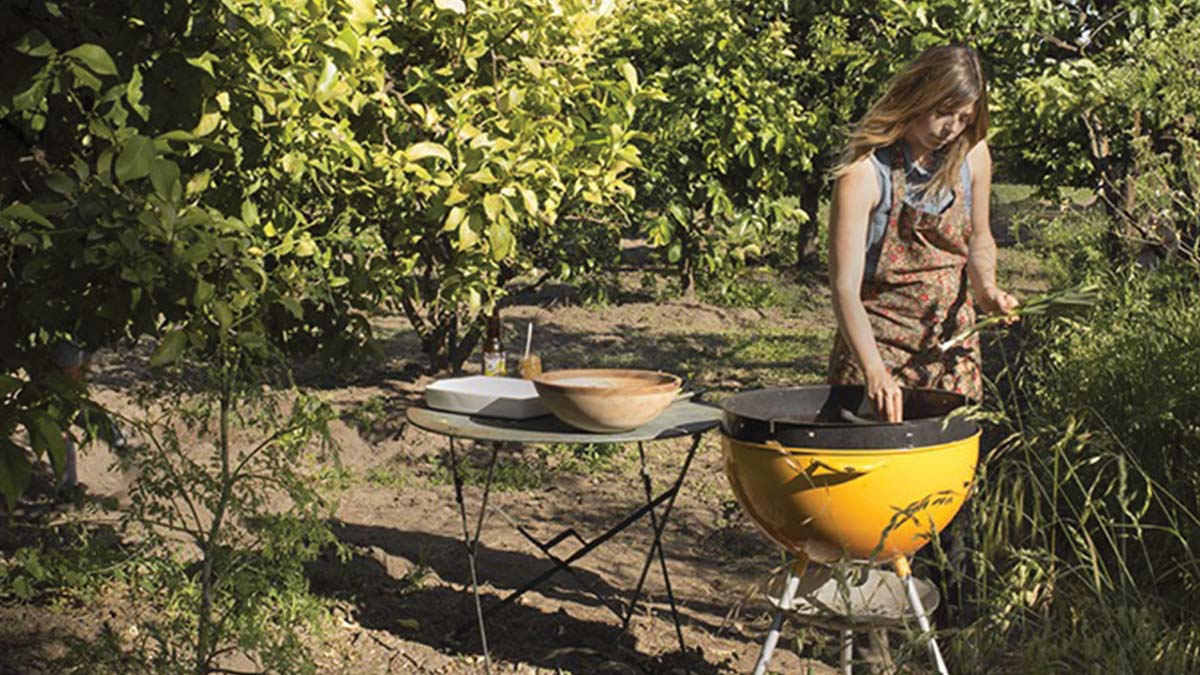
828;148;983;400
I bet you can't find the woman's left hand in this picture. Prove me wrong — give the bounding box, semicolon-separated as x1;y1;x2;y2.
979;287;1019;324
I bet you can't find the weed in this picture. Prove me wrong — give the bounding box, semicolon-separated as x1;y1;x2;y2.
426;448;548;492
539;442;627;474
0;525;134;605
342;395;389;436
363;465;409;488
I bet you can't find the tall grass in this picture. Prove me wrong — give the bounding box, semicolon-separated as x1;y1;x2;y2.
940;260;1200;672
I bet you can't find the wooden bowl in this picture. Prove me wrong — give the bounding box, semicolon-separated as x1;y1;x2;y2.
533;369;682;432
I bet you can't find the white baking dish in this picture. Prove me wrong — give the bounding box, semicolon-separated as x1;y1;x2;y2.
424;376;550;419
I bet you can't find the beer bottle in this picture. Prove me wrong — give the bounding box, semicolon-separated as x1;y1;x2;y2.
482;307;507;376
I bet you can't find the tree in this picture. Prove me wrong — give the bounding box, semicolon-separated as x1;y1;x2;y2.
993;1;1200;261
375;0;645;368
606;0;819;293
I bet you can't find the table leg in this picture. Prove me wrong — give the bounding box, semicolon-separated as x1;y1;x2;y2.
448;437;499;674
454;484;676;638
492;507;627;621
622;433;703;658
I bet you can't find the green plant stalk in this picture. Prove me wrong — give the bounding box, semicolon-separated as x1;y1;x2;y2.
938;283;1102;353
195;372;233;675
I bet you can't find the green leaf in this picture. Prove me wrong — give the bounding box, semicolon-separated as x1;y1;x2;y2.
213;300;233;331
45;172;75;196
467;167;497;184
64;43;118;76
458;216;479;249
0;439;33;512
295;239;317;257
619;61;638;92
149;330;187;367
434;0;466;14
241;199;259;227
466;287;481;315
336;25;361;60
345;0;376;27
280;296;304;320
14;30;56;58
149;159;181;201
482;194;506;222
3;203;52;227
186;53;218;77
157;130;198;142
12;77;49;112
487;223;514;261
186;170;211;197
69;63;102;92
317;58;338;97
127;66;149;121
193;111;221;137
444;185;469;206
407;141;452;163
26;411;66;476
519;187;538;214
193;280;215;307
520;57;543;79
442;206;467;232
115;135;156;183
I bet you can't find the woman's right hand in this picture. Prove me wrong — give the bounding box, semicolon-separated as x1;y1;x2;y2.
865;366;904;423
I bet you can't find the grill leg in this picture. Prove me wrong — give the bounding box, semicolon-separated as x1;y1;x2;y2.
752;556;807;675
894;556;949;675
840;629;854;675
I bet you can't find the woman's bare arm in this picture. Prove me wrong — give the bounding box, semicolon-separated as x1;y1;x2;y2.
829;158;902;421
966;140;1018;317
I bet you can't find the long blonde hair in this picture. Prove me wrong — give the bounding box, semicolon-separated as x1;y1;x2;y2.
835;45;989;197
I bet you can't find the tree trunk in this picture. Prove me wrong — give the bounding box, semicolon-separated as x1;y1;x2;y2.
196;379;233;675
679;219;695;298
796;176;823;267
1084;110;1142;262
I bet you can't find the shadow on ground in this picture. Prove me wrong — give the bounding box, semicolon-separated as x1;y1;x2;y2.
308;522;730;674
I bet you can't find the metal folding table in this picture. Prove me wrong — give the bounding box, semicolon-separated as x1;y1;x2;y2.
405;400;721;673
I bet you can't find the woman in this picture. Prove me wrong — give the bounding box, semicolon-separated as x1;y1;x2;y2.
828;45;1018;422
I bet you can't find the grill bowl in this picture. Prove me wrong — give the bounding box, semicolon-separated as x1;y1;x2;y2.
721;385;979;563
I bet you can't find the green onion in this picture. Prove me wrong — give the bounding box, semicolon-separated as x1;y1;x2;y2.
937;283;1102;352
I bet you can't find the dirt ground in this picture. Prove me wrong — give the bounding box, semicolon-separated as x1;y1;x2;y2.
1;239;1048;674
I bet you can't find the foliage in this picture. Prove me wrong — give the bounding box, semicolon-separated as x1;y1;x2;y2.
0;0;648;504
1025;268;1200;538
378;0;646;368
113;369;343;675
0;525;136;604
0;2;378;669
2;0;1200;671
1012;202;1109;287
0;0;390;507
605;0;818;294
941;259;1200;672
597;0;1061;295
993;1;1200;260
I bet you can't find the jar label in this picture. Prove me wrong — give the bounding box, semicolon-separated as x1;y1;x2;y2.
483;351;507;376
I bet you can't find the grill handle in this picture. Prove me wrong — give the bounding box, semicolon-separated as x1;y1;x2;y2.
809;458;888;476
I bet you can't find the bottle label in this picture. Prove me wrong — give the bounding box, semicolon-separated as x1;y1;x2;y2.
483;351;507;376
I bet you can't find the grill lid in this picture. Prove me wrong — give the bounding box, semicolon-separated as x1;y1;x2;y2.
721;385;978;450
